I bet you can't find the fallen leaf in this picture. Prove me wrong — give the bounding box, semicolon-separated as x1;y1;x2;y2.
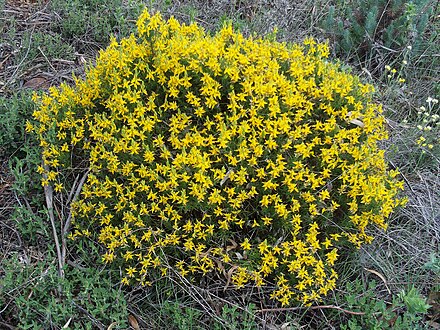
79;55;87;65
107;322;118;330
62;317;72;329
199;247;213;258
350;118;365;127
364;268;391;294
128;315;140;330
23;77;49;89
224;265;238;291
428;291;440;305
429;321;440;329
427;291;440;321
216;259;226;277
226;239;238;252
346;112;365;127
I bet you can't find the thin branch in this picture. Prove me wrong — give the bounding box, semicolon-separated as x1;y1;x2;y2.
0;26;35;93
38;46;57;72
256;304;367;315
0;321;15;330
66;174;80;205
62;169;89;262
63;170;89;234
43;165;64;280
164;262;267;325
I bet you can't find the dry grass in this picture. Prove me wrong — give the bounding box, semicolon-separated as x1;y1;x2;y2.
361;168;440;290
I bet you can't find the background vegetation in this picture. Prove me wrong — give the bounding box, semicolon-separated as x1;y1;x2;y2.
0;0;438;329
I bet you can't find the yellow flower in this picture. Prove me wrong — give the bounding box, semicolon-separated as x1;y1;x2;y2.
25;121;34;133
54;182;63;192
326;248;339;266
241;238;251;251
126;266;137;278
258;240;269;254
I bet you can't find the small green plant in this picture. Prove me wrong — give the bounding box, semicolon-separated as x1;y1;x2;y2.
9;150;43;196
11;206;48;245
340;279;430;329
147;299;258;329
0;252;129;329
424;253;440;298
182;4;199;24
162;301;203;330
19;31;75;65
425;253;440;275
322;0;434;73
213;303;258;330
50;0;144;46
0;92;36;157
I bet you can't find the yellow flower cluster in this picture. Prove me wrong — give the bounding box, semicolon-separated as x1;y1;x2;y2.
29;9;406;306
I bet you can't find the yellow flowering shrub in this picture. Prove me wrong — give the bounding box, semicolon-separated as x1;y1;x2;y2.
29;9;406;306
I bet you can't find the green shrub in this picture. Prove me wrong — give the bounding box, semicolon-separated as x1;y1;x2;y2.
0;92;35;157
19;31;75;64
10;205;48;245
0;92;44;200
29;9;405;306
0;256;129;329
340;280;430;329
425;253;440;276
213;303;258;330
50;0;144;46
322;0;434;72
161;301;203;330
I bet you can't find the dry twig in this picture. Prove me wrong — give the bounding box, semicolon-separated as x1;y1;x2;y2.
256;304;367;315
61;170;89;262
43;165;64;279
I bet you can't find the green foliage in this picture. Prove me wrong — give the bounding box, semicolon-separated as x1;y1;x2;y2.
425;253;440;276
424;253;440;295
0;92;128;329
161;301;203;330
0;91;44;198
9;146;43;196
321;0;435;72
340;280;430;329
398;286;431;315
213;304;258;330
182;4;199;24
0;92;36;158
156;300;258;330
50;0;144;46
0;254;129;329
11;206;48;245
19;31;75;64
